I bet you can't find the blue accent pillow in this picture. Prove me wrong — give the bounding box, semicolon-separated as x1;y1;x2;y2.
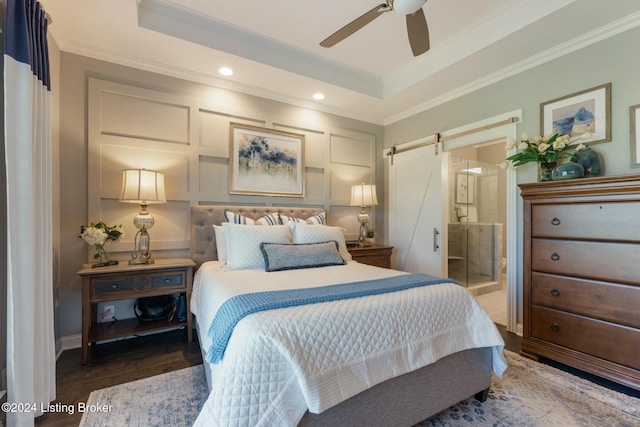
260;241;346;272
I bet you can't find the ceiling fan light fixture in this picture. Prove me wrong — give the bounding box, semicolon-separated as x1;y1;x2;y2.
390;0;426;14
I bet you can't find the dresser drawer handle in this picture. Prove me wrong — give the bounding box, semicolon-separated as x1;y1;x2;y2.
164;278;171;284
550;288;560;297
111;284;118;290
550;217;561;226
550;252;560;261
550;323;560;333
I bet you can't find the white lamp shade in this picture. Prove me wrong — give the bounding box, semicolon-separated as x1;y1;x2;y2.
119;169;167;204
350;183;378;207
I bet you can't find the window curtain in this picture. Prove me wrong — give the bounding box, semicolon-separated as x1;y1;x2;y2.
4;0;56;425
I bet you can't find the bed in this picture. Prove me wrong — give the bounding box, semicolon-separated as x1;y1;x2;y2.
189;205;506;427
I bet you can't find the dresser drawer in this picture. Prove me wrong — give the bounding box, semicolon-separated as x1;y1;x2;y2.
531;272;640;328
531;306;640;370
532;239;640;285
531;202;640;241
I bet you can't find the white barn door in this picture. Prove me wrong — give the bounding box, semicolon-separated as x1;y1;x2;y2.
388;142;447;276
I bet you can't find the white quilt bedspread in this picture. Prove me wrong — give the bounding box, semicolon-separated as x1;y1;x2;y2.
191;261;506;427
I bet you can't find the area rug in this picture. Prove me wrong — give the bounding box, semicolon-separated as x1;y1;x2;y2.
80;350;640;426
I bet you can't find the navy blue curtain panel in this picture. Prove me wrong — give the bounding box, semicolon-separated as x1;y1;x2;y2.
5;0;50;90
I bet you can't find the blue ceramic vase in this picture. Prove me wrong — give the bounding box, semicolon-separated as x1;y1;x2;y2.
573;147;602;177
552;162;584;180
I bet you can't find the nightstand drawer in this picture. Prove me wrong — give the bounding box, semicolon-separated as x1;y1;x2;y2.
93;278;133;294
151;273;184;288
91;270;187;298
347;245;393;269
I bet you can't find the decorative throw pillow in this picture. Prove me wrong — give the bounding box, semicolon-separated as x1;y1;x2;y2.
260;241;345;272
222;224;291;270
224;210;281;225
291;223;352;262
280;212;326;225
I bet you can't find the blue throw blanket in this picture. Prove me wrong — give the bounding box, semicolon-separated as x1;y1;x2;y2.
206;273;457;364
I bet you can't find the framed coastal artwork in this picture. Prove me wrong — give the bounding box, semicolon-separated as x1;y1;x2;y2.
229;123;305;197
540;83;611;145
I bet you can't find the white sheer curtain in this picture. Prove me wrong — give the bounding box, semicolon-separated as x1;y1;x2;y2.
4;0;56;425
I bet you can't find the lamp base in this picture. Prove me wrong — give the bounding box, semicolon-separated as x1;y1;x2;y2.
130;228;154;265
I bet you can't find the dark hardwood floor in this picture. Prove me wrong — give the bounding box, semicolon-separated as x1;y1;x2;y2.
35;327;201;426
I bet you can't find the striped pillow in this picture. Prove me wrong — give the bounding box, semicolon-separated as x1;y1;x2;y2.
280;212;326;225
224;210;281;225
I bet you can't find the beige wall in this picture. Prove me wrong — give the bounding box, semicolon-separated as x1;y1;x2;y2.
57;53;384;343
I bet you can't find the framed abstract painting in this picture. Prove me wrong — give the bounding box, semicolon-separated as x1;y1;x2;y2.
229;123;305;197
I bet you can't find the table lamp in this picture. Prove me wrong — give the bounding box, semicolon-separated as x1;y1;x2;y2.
350;183;378;246
119;168;166;264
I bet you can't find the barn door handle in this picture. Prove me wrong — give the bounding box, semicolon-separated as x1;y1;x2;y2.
433;228;440;252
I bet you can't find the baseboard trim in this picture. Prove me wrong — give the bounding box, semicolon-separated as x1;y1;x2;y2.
59;334;81;354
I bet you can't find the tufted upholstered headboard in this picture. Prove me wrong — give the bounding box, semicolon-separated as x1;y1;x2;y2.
190;205;326;271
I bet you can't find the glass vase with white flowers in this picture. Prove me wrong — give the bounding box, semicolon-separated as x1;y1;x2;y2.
79;221;124;264
501;132;591;181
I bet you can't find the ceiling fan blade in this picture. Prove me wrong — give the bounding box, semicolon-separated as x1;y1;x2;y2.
320;3;391;48
406;7;430;56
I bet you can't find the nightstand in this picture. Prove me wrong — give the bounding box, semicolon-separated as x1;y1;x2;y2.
347;245;393;268
77;258;195;364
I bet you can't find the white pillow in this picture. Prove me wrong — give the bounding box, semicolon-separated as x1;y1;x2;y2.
291;223;352;262
222;224;292;270
280;212;326;225
213;225;227;262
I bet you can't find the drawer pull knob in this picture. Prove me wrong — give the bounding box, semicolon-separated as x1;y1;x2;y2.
111;284;118;289
551;217;561;226
550;323;560;333
550;288;560;297
550;252;560;261
164;279;171;284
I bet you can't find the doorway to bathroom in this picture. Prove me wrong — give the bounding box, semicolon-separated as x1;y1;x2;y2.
447;141;507;326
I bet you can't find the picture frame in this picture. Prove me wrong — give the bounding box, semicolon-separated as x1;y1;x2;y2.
540;83;611;145
455;173;475;204
630;104;640;167
229;123;305;197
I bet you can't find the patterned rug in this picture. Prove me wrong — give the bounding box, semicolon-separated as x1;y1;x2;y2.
80;351;640;426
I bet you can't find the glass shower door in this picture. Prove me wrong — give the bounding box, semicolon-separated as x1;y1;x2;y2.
447;157;503;290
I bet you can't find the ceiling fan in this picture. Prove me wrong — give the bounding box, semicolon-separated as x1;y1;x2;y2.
320;0;430;56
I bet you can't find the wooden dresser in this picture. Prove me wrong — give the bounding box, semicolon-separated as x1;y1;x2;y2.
520;174;640;391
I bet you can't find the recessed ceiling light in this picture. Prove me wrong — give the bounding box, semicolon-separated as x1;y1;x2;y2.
219;67;233;76
313;92;325;100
